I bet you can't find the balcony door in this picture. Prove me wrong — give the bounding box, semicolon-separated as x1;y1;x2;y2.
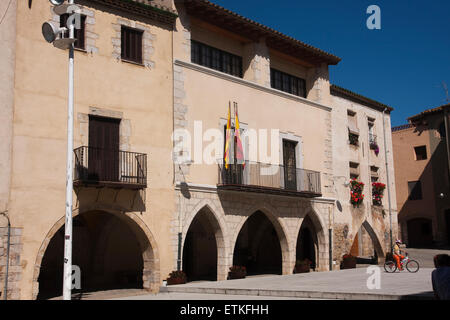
283;139;297;190
223;125;243;185
88;115;120;182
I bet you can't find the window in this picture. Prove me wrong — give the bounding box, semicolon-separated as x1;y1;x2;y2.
270;68;306;98
121;26;143;64
438;122;446;139
283;140;298;190
60;14;86;50
408;181;422;200
191;40;243;78
414;146;427;160
370;166;379;182
349;162;360;180
347;110;358;132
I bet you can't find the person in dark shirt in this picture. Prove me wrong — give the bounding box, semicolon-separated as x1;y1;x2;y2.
431;254;450;300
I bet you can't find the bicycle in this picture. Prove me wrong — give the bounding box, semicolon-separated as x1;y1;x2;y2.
384;253;420;273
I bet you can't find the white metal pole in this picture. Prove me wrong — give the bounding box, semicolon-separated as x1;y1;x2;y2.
63;0;75;300
382;108;393;252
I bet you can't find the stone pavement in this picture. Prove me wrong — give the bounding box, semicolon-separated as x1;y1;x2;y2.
111;292;316;300
162;267;435;300
403;248;450;268
49;266;436;300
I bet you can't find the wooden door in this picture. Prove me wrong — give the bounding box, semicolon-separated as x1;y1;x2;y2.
283;140;297;190
88;116;120;182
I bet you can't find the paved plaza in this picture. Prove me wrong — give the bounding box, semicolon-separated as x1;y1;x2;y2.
51;247;450;300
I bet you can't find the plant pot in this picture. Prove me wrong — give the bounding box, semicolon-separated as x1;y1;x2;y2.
228;271;246;280
167;277;186;285
342;258;356;269
294;264;310;273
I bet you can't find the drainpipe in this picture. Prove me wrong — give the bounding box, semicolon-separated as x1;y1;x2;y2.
328;207;333;271
444;108;450;181
382;109;394;253
1;211;10;301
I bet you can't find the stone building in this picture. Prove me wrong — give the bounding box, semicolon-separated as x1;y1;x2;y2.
393;103;450;247
170;0;397;281
0;0;397;299
0;0;178;300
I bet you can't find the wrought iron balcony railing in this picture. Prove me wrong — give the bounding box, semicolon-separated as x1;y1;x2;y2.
218;161;321;197
74;146;147;189
369;133;377;145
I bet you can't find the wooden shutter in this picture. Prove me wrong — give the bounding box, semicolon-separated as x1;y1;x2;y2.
88;116;120;182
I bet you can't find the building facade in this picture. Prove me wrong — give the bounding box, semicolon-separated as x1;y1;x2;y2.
393;104;450;247
0;0;177;300
0;0;397;299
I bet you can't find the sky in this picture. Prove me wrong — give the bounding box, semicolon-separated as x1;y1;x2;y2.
210;0;450;127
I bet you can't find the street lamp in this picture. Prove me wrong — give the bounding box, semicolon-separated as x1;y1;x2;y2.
382;108;394;252
41;0;78;300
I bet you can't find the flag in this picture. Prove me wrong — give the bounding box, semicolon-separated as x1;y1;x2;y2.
235;104;245;168
224;104;232;169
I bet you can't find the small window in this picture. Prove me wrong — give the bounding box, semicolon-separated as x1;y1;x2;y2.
349;162;360;180
414;146;427;160
191;40;242;78
60;14;86;50
408;181;422;200
121;26;143;64
347;110;359;134
270;68;306;98
438;122;446;139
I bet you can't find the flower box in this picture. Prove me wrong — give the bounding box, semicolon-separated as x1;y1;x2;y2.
228;266;247;280
293;259;311;273
166;270;187;285
341;254;356;269
350;179;364;207
372;182;386;206
349;132;359;146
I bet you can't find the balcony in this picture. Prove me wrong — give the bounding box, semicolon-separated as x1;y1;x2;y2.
218;161;321;198
74;146;147;189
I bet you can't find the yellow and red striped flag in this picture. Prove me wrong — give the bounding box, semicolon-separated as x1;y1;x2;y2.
235;104;245;168
224;103;232;169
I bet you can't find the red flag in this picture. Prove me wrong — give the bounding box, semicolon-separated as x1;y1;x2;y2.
235;104;245;168
224;104;231;169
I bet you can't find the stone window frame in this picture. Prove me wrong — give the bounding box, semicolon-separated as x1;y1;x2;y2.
279;132;303;189
77;107;131;152
112;18;156;69
50;5;99;54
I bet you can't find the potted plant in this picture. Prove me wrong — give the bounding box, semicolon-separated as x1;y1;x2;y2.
341;254;357;269
370;141;380;155
294;259;311;273
166;270;187;285
349;132;359;146
228;265;247;280
372;182;386;206
349;179;364;207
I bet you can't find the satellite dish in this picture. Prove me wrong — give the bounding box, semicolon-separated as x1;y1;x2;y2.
49;0;65;5
42;22;61;43
53;38;76;50
336;200;343;212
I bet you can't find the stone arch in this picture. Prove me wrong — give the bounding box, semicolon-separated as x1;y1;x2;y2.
32;203;160;299
232;205;291;275
181;203;228;281
294;208;327;271
351;220;385;263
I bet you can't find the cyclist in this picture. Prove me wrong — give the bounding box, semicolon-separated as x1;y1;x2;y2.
393;239;405;271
